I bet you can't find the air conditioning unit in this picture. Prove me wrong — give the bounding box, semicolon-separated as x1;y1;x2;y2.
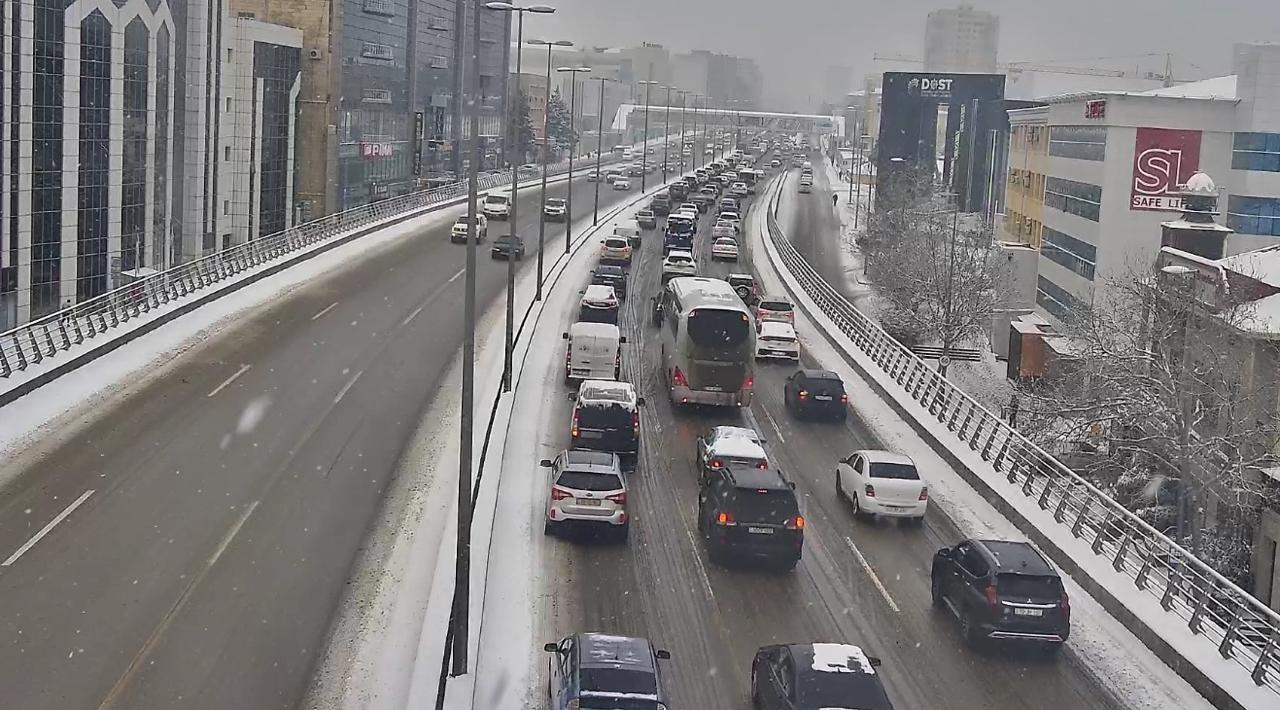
309;48;323;60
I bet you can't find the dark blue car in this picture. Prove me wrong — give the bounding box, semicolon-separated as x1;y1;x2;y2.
545;632;671;710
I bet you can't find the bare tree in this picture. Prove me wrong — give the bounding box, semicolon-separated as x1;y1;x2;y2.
1015;261;1278;579
862;172;1009;376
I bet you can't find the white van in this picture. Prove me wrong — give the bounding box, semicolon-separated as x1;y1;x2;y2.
613;219;642;248
562;322;625;385
481;191;512;219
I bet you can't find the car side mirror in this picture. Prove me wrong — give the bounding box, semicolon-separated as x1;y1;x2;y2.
867;655;882;668
539;459;553;467
788;481;796;490
655;649;671;660
561;332;569;340
637;396;646;406
936;547;953;560
543;642;559;653
619;336;628;344
567;392;578;401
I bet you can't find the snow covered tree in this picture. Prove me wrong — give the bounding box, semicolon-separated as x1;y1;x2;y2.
510;89;536;164
544;89;576;155
861;172;1009;376
1014;261;1278;577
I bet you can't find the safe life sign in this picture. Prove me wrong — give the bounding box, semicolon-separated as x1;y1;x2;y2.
1130;127;1201;211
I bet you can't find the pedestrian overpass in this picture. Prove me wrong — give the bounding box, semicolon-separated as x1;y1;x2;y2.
612;104;841;137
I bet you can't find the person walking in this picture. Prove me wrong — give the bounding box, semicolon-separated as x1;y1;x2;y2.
832;193;839;208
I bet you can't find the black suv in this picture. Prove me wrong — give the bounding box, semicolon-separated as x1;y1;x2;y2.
591;265;629;300
784;369;848;421
931;538;1070;654
545;632;671;710
698;464;803;570
751;643;892;710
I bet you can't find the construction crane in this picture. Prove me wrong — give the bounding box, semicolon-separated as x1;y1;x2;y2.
870;52;1184;85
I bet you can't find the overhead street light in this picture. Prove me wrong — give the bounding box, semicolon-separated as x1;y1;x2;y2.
589;75;615;225
527;38;573;302
661;86;675;183
637;80;658;191
484;2;555;393
557;65;592;253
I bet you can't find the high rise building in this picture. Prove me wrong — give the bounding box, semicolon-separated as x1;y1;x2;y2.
823;65;852;107
672;50;762;109
923;3;999;74
0;0;302;329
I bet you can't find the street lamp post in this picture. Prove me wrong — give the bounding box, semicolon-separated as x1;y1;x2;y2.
690;93;701;170
557;65;591;253
527;38;573;302
677;90;687;172
638;79;657;192
662;86;673;184
591;75;613;224
484;2;555;393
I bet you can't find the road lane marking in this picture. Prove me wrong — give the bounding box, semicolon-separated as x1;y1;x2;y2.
310;302;339;320
334;370;363;404
845;536;900;613
2;489;96;567
95;500;260;710
206;363;252;398
757;404;787;444
685;529;717;601
400;268;466;327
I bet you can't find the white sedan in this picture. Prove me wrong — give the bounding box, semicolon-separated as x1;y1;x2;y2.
710;237;739;261
613;178;632;190
712;221;736;239
662;250;698;280
835;450;928;524
754;321;800;361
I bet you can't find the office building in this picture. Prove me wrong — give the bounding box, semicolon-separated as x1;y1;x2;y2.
923;3;999;74
1001;107;1048;248
0;0;301;329
1017;43;1280;325
671;50;762;109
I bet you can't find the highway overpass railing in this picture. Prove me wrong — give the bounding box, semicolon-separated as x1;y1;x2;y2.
760;177;1280;704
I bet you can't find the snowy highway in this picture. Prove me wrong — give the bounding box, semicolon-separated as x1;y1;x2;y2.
524;157;1141;709
0;172;641;710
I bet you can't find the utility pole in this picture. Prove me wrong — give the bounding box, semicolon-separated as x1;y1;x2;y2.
528;38;572;302
591;76;611;224
639;77;656;192
558;66;591;252
662;86;673;184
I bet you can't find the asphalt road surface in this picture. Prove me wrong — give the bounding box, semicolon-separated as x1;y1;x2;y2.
0;170;647;710
538;152;1124;709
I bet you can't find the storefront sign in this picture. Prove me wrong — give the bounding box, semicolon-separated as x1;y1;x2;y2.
360;142;394;159
1131;127;1201;211
412;112;424;175
1084;99;1106;119
906;76;955;99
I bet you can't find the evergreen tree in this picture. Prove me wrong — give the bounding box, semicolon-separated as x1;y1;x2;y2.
511;89;536;163
545;88;577;155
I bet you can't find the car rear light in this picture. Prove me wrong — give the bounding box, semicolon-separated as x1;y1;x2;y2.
672;366;688;387
571;412;580;438
798;389;808;400
1060;590;1071;621
709;458;723;469
756;460;768;469
786;515;805;530
550;487;573;501
985;584;1000;611
606;492;627;504
743;374;753;389
840;393;849;403
864;484;876;498
632;413;640;433
715;511;736;526
919;486;929;501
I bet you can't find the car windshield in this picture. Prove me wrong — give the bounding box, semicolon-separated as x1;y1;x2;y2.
555;470;623;492
547;199;566;207
869;462;919;480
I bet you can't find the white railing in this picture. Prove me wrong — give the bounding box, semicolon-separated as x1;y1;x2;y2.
0;134;691;384
761;178;1280;697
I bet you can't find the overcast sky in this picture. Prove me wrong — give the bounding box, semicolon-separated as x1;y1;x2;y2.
531;0;1280;109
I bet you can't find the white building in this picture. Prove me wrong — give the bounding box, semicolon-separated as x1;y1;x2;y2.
1024;44;1280;323
923;3;999;74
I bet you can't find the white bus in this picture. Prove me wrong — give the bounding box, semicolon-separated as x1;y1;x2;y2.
655;277;755;408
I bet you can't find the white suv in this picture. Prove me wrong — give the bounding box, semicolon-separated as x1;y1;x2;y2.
482;192;512;219
599;236;633;265
450;214;488;243
541;449;629;542
835;450;928;524
755;321;800;361
661;249;697;281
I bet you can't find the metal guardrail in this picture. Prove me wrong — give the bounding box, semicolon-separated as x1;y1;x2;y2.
761;178;1280;697
0;136;684;382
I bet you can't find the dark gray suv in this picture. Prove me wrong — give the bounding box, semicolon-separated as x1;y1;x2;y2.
545;632;671;710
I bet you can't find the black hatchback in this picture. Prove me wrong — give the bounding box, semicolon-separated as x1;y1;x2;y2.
751;643;891;709
591;265;629;300
698;464;803;570
784;369;848;421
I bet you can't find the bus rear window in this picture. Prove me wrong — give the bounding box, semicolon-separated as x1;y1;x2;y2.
687;309;750;348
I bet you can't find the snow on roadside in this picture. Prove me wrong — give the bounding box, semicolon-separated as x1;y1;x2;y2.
747;177;1223;710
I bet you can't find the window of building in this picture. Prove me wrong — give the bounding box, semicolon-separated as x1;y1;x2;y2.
1037;275;1089;320
428;17;450;30
224;146;231;161
1041;226;1097;280
1049;126;1107;161
1045;176;1102;222
224;199;230;215
226;96;232;112
362;88;393;104
1226;195;1280;237
1231;132;1280;173
361;43;394;61
362;0;395;16
430;55;449;69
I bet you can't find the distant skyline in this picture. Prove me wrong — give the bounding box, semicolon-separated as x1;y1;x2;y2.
531;0;1280;110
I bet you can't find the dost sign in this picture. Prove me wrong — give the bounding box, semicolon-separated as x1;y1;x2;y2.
907;76;955;99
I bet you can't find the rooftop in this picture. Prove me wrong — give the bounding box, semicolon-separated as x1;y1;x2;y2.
1040;74;1239;105
1218;244;1280;288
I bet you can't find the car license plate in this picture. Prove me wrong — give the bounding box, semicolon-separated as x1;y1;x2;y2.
815;395;833;401
705;385;723;392
578;430;602;439
576;498;602;507
747;526;774;534
1013;608;1043;617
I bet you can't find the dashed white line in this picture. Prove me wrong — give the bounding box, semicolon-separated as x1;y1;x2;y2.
3;490;96;567
310;302;339;320
400;268;466;327
685;529;717;601
206;364;252;398
845;536;900;613
758;405;787;444
333;370;363;404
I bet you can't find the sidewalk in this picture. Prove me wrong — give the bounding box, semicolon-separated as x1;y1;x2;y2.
813;156;1016;415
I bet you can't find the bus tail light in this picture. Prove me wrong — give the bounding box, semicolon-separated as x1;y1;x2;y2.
672;367;688;387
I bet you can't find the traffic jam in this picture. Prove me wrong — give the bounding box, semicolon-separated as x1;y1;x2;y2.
540;135;1071;710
